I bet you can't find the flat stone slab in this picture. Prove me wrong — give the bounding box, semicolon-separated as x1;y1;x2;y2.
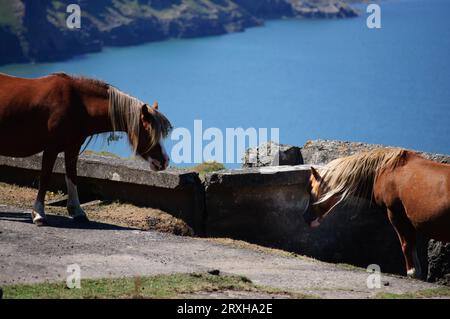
0;206;444;299
0;153;198;189
205;165;313;188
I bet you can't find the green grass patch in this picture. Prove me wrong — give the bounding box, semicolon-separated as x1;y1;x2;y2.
2;273;309;299
374;287;450;299
190;161;225;177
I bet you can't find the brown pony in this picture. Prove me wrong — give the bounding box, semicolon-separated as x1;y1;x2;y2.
302;148;450;278
0;72;172;226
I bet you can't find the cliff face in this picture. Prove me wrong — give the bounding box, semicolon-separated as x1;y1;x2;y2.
0;0;358;66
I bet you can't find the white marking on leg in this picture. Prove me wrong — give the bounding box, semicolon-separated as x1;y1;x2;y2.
65;176;85;218
32;200;46;223
407;268;416;278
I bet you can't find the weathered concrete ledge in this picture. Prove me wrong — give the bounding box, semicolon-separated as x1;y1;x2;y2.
0;153;204;233
206;165;311;188
0;153;198;189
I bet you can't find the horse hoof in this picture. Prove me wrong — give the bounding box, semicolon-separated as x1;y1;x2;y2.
31;211;47;226
73;215;89;223
407;268;417;278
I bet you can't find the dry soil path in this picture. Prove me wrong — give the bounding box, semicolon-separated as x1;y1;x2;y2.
0;206;443;298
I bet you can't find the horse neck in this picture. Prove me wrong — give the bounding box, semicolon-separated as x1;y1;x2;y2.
79;84;117;136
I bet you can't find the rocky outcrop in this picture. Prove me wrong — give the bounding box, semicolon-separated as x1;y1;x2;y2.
428;240;450;286
301;139;450;165
292;0;358;18
245;139;450;167
242;141;303;167
0;0;358;66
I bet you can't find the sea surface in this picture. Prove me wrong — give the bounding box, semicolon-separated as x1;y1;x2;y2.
1;0;449;167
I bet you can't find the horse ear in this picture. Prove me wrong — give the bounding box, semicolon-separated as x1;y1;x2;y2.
152;101;159;110
141;105;152;129
311;166;321;181
142;104;151;117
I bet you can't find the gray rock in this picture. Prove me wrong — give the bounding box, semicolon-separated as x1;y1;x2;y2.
242;142;303;168
301;139;450;165
428;240;450;286
292;1;358;18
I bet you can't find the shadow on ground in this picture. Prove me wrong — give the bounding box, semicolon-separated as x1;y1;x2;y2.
0;210;134;231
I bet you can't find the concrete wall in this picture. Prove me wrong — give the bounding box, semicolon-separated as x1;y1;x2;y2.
203;165;408;275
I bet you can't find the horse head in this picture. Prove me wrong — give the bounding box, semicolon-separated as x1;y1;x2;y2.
302;166;343;228
136;102;172;171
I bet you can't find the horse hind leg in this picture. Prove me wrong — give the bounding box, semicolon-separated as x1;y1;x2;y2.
411;248;422;278
386;207;421;279
32;150;58;226
64;145;89;223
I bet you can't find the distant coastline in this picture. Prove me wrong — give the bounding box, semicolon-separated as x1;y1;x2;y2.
0;0;358;66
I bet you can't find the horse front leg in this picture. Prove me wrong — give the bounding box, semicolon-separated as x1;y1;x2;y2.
386;207;422;278
32;150;58;226
64;145;89;223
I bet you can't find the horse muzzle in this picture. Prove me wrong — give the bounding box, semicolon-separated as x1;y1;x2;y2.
303;208;320;228
149;157;169;171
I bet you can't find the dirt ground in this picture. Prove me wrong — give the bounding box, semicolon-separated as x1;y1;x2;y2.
1;205;447;299
0;182;193;236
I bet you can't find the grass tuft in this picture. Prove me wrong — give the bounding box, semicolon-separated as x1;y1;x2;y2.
190;161;225;177
374;287;450;299
1;272;312;299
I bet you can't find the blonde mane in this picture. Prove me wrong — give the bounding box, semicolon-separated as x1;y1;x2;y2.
316;148;408;208
108;86;172;154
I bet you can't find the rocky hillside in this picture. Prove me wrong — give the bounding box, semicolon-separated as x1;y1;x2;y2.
0;0;357;66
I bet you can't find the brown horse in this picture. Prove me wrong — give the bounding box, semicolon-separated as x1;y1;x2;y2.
0;72;172;226
302;148;450;278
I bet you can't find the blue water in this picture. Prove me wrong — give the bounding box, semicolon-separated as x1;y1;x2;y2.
1;0;449;167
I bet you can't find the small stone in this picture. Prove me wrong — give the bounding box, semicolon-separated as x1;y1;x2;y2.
208;269;220;276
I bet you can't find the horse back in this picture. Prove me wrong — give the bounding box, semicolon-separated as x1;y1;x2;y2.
0;73;72;113
0;73;76;156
